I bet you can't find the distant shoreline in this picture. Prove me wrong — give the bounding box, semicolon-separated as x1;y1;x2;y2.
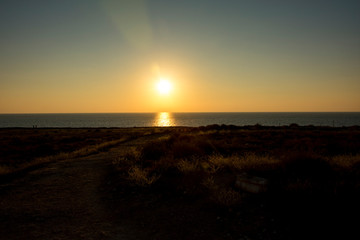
1;124;360;129
1;112;359;128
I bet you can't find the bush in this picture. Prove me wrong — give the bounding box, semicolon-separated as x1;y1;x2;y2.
141;140;169;161
128;166;160;186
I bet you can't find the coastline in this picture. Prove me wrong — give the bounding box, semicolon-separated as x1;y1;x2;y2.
1;112;359;128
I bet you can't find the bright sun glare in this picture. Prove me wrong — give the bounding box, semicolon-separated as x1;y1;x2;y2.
157;79;172;95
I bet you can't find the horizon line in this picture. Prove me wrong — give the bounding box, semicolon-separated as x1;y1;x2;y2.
1;111;359;114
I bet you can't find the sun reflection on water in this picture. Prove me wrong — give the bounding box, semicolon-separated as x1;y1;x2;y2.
155;112;174;127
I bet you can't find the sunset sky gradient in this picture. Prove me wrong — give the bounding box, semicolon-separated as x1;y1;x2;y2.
1;0;359;113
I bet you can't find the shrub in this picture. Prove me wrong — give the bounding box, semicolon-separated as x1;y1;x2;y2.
0;165;11;175
140;140;168;161
176;159;199;173
214;188;242;206
280;152;332;179
231;153;280;172
128;166;160;186
329;154;360;169
202;176;241;206
171;140;203;159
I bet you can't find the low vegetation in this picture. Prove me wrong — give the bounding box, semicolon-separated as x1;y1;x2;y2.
0;127;168;176
109;125;360;238
112;126;360;206
1;125;360;239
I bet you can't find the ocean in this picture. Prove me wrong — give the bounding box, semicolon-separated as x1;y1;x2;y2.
0;112;359;128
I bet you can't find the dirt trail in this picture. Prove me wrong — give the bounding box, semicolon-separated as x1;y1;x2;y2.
0;133;278;240
0;135;162;240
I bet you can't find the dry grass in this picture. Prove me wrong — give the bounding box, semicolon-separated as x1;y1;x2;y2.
176;159;198;173
202;176;216;190
0;129;122;164
328;154;360;168
0;165;12;175
0;137;129;176
128;166;160;186
231;153;280;171
202;176;242;206
207;154;230;172
199;153;280;174
214;188;242;206
284;179;314;192
35;138;126;162
116;140;282;205
2;126;359;208
111;126;360;206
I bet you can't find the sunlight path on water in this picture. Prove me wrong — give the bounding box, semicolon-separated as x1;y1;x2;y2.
154;112;175;127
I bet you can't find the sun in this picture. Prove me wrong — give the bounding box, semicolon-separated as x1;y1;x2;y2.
157;78;172;95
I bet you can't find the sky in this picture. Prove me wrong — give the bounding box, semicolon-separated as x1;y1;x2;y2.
0;0;359;113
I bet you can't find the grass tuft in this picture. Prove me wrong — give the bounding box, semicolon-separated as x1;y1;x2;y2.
176;159;198;173
128;166;160;186
329;154;360;169
0;165;12;175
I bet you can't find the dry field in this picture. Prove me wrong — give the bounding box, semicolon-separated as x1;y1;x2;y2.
1;125;359;239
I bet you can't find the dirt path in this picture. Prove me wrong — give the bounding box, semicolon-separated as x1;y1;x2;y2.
0;133;281;240
0;135;165;240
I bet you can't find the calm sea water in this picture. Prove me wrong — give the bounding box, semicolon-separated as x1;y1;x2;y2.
0;112;359;128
